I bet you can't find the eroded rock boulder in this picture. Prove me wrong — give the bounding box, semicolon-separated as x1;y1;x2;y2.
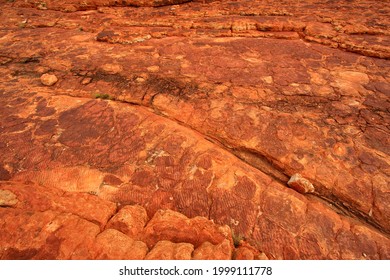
142;209;232;249
145;241;194;260
105;205;148;239
93;229;149;260
192;240;232;260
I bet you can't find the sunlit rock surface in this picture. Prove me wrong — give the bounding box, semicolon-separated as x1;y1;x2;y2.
0;0;389;259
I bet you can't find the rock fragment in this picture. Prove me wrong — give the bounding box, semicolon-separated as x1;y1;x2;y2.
0;190;18;206
81;77;92;85
40;73;58;86
287;173;315;194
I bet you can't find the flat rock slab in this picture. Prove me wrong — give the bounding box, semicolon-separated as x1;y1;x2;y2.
0;0;389;259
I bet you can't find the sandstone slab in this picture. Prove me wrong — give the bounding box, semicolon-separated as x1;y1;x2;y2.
0;0;389;260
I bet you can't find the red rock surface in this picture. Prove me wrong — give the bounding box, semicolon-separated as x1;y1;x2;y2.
0;181;237;259
0;0;389;259
16;0;193;11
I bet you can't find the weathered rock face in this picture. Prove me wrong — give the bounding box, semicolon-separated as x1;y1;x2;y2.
0;181;240;260
0;0;389;259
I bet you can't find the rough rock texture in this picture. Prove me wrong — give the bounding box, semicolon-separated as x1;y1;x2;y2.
233;241;268;260
105;205;148;239
142;209;231;249
0;0;389;259
16;0;193;11
0;181;238;260
145;241;194;260
192;240;232;260
93;229;149;260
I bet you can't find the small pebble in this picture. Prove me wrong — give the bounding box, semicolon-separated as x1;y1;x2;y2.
40;73;58;86
287;173;315;194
